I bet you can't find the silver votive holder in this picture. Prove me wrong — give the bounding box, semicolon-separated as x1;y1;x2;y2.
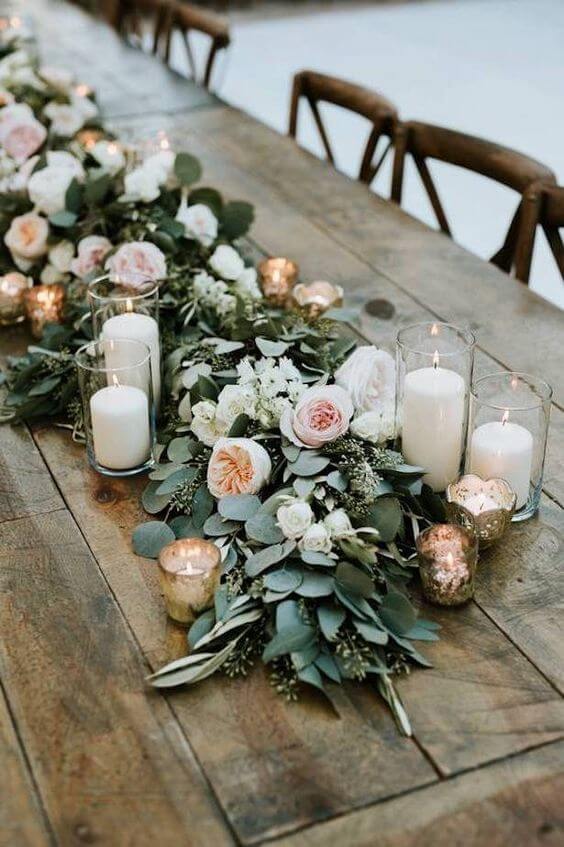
158;538;221;625
292;280;344;318
446;473;516;548
416;523;478;606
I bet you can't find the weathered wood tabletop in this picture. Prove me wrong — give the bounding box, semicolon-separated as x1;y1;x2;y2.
1;1;563;845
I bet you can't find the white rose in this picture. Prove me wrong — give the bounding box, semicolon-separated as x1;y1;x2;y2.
209;245;245;281
335;346;395;413
48;240;74;273
276;498;314;539
43;102;85;137
143;149;175;184
27;165;75;216
299;522;332;554
40;264;64;284
324;509;353;539
39;65;74;92
123;165;161;203
91;140;125;175
234;267;262;300
70;92;98;121
207;437;271;498
4;212;49;261
215;384;257;429
1;116;46;165
175;199;218;246
0;103;34;141
45;151;85;178
190;400;224;447
350;405;396;445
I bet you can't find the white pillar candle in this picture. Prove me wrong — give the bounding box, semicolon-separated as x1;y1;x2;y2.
102;312;161;406
90;381;151;470
402;362;466;491
470;416;533;509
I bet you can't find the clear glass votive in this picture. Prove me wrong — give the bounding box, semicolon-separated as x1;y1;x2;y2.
158;538;221;625
466;372;552;521
76;338;156;477
88;274;161;407
396;322;475;492
416;523;478;606
446;473;516;547
258;257;299;306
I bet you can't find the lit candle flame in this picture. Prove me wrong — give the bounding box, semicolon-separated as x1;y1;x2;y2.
111;374;120;388
446;551;454;567
432;350;440;369
158;132;170;151
107;142;118;155
125;298;133;313
501;410;509;426
75;84;91;98
431;323;439;336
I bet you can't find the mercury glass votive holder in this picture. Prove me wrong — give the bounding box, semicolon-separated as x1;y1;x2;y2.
0;272;32;325
466;373;552;521
292;280;344;318
158;539;221;625
446;473;516;547
416;523;478;606
23;283;65;338
258;257;299;306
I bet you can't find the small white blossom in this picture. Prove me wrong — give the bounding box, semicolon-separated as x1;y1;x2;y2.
324;509;354;539
209;244;245;280
190;400;226;446
216;384;257;429
277;498;314;539
299;522;332;554
350;404;395;445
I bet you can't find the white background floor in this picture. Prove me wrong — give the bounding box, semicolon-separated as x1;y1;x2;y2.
179;0;564;308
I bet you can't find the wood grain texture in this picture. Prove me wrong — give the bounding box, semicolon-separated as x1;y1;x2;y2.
0;508;233;847
0;685;50;847
30;427;437;844
272;740;564;847
0;423;63;524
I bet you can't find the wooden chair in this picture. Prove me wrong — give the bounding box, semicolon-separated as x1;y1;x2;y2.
391;121;556;274
114;0;169;54
514;183;564;285
160;1;230;89
288;70;399;187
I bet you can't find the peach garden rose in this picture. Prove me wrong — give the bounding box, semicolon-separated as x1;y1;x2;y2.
71;235;112;280
105;241;167;283
2;117;46;165
4;212;49;264
207;437;272;498
280;384;354;449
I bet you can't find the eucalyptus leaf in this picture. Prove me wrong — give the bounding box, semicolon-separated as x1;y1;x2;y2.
256;337;289;357
326;470;348;492
335;562;374;598
364;496;402;542
218;494;261;521
262;624;316;663
353;620;388;645
151;639;237;688
379;591;417;636
245;511;285;544
169;516;203;539
227;413;249;437
187;609;215;649
220;200;254;239
167;436;192;463
263;566;303;593
297;663;324;692
132;521;175;558
315;652;341;683
28;375;61;396
197;374;219;401
192;484;214;528
296;572;334;598
293;477;316;498
276;599;303;631
317;603;346;641
155;466;197;495
174;152;202;186
301;550;335;568
203;512;240;536
288;452;330;477
142;480;172;514
291;643;319;671
244;540;296;577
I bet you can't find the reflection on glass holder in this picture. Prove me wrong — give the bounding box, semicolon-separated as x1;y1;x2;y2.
75;338;156;477
466;372;552;521
446;473;516;547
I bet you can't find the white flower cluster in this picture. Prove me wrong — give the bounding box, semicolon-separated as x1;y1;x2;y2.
122;149;175;203
190;355;304;446
335;346;396;445
276;497;354;552
192;245;262;318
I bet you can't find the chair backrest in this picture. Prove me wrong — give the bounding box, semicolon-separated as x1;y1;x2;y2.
161;1;230;89
114;0;169;53
391;121;556;274
288;70;399;186
514;183;564;284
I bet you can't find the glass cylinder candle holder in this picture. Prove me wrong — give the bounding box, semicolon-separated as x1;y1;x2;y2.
88;274;161;407
416;523;478;606
466;372;552;521
258;257;299;306
158;539;221;625
24;283;66;339
396;322;475;492
446;473;516;547
76;338;156;477
292;280;343;318
0;272;32;325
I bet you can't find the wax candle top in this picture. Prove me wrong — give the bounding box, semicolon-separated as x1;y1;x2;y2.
159;539;221;578
471;416;533;455
404;363;465;398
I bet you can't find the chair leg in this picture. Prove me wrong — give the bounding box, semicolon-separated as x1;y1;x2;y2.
309;98;335;166
414;156;451;237
391;125;407;204
544;226;564;280
288;76;301;138
491;203;522;273
514;189;542;284
203;42;220;90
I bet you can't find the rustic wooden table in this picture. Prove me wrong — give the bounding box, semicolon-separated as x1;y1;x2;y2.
1;2;563;845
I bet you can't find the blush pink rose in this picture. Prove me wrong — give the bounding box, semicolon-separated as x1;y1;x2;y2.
71;235;112;280
3;118;46;164
280;384;354;449
4;212;49;262
207;437;271;498
105;241;167;284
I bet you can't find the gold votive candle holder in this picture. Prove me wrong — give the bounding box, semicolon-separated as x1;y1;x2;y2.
258;257;299;306
0;272;32;325
158;538;221;625
76;128;105;151
416;523;478;606
24;284;66;339
292;280;344;318
446;473;516;548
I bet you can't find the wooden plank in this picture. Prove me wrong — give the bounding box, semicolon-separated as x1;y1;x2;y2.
0;423;64;524
0;508;234;846
184;106;564;409
0;685;50;847
30;427;437;844
272;739;564;847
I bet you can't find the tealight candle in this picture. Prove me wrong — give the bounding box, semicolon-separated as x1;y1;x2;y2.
0;272;32;325
76;128;105;151
24;284;65;338
259;257;299;306
469;411;533;510
158;539;221;624
102;307;161;406
90;376;151;471
292;280;343;318
416;523;478;606
446;473;516;547
402;351;466;491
